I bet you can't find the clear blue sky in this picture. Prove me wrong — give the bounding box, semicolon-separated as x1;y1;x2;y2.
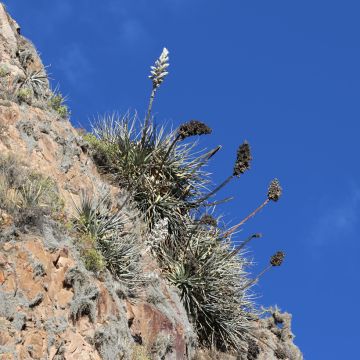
5;1;360;358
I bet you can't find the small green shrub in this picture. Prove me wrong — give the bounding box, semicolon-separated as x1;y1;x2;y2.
0;65;10;77
83;247;105;273
49;92;70;118
17;87;32;104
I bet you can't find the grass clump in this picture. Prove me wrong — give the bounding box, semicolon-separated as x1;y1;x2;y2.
0;155;63;224
73;190;124;241
18;174;61;210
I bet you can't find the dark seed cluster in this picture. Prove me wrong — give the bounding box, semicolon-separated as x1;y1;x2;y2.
270;251;285;267
268;178;282;202
233;141;252;177
178;120;212;140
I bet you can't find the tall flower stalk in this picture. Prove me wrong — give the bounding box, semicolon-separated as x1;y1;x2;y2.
224;178;282;237
195;141;252;205
141;48;169;147
241;251;285;290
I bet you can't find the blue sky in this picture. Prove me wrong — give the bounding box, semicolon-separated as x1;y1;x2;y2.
5;1;360;358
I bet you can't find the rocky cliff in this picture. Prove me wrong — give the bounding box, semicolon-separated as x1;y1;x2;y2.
0;4;303;360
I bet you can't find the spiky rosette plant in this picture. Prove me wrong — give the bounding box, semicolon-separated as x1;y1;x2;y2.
14;68;50;103
86;113;216;233
161;225;255;351
73;191;144;288
73;190;125;241
96;232;143;286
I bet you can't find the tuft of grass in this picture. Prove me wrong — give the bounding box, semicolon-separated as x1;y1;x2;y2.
96;232;143;285
150;332;174;359
0;155;63;224
18;175;58;209
23;69;48;98
64;267;99;323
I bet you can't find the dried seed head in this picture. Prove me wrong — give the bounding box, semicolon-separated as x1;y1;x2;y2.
268;178;282;202
149;48;169;89
199;214;218;227
270;251;285;266
178;120;212;140
233;141;252;176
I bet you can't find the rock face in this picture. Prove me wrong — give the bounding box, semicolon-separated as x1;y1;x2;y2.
0;4;303;360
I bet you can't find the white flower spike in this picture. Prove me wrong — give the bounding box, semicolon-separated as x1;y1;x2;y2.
149;47;169;89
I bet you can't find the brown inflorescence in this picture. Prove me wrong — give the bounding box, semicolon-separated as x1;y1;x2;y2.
233;141;252;177
270;251;285;267
268;178;282;202
178;120;212;140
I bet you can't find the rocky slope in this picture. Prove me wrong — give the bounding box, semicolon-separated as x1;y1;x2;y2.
0;4;303;359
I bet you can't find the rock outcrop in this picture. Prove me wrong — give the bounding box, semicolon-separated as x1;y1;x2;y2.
0;4;302;359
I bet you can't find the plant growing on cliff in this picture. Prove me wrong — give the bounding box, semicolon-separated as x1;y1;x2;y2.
0;155;63;218
84;47;285;354
48;89;70;118
85;113;215;233
161;224;254;351
14;68;49;104
73;191;144;287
